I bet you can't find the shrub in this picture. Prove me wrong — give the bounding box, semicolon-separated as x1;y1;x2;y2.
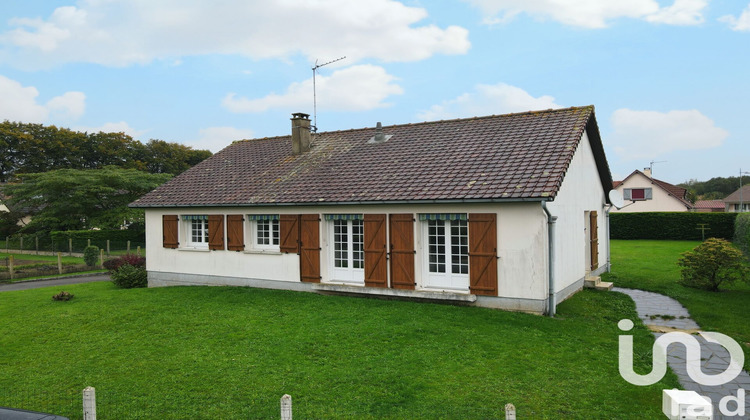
83;245;100;267
103;254;146;272
110;264;148;288
611;212;737;240
734;213;750;259
677;238;749;291
52;291;74;301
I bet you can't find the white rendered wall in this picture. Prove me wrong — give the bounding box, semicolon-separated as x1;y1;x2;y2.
546;130;609;295
612;172;689;212
144;201;548;302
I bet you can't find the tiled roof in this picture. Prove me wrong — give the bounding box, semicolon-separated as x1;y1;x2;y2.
694;200;725;209
724;185;750;203
131;106;612;207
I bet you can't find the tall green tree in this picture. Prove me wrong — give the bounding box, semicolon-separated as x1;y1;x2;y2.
5;167;172;232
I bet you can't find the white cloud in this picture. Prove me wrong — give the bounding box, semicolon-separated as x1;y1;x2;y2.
465;0;707;28
719;4;750;31
223;64;403;113
192;126;256;153
0;74;85;122
73;121;146;138
0;0;470;68
609;108;728;159
417;83;561;121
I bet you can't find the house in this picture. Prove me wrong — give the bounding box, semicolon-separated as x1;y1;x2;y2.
723;185;750;212
611;169;693;212
130;106;614;315
693;200;725;213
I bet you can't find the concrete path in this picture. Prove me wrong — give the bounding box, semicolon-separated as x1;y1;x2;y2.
615;287;750;419
0;274;109;292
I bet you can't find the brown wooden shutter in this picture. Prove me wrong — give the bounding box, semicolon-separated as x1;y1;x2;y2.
364;214;387;288
163;215;179;249
299;214;320;283
590;211;599;270
468;213;498;296
279;214;300;254
389;213;415;290
208;214;225;250
226;214;245;251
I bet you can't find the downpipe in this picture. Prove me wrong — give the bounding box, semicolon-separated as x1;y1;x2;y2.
542;201;558;317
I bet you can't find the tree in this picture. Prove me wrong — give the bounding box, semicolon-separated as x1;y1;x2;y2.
677;238;749;291
4;167;172;232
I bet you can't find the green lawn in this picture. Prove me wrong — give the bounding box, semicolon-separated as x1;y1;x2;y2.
604;239;750;372
0;252;86;265
0;282;675;419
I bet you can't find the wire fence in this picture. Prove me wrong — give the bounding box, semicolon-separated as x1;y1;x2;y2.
2;233;145;257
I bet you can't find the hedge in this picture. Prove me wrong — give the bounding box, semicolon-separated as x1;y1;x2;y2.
734;213;750;257
50;229;145;251
610;212;738;240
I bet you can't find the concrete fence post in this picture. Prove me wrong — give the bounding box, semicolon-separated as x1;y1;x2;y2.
127;240;131;253
106;240;110;257
281;394;292;420
505;403;516;420
19;236;23;251
82;386;96;420
136;246;141;256
69;238;73;256
5;236;8;252
35;236;39;255
57;252;63;275
87;239;91;247
8;255;14;280
99;249;104;268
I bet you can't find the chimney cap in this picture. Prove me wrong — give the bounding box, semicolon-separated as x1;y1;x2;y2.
369;121;392;144
291;112;310;120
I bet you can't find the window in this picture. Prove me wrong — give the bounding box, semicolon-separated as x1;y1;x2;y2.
327;215;364;283
623;188;652;201
421;214;469;290
184;215;209;248
249;215;280;250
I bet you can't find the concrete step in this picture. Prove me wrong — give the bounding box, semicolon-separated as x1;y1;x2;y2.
584;276;601;288
595;281;613;291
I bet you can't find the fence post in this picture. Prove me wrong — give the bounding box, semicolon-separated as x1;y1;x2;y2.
281;394;292;420
99;249;104;268
87;239;91;247
82;386;96;420
127;240;131;253
69;238;73;256
5;236;8;253
106;240;110;257
137;246;141;256
57;252;63;275
505;403;516;420
8;255;14;280
35;236;39;255
19;236;23;252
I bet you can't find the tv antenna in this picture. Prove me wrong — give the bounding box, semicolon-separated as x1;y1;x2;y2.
311;56;346;132
648;160;667;175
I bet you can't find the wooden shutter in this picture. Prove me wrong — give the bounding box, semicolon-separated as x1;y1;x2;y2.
162;215;179;249
590;211;599;270
208;214;225;250
299;214;320;283
389;214;415;290
364;214;387;288
226;215;245;251
279;214;300;254
468;213;498;296
623;189;632;200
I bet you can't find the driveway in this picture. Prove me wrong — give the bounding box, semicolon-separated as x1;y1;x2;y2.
0;274;110;292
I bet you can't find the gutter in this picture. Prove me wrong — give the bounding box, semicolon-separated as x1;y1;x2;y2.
605;203;613;273
541;201;557;317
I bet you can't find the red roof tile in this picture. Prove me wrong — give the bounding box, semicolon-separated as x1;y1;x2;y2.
694;200;725;209
131;106;612;207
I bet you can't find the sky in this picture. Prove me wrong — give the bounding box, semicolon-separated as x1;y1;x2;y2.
0;0;748;185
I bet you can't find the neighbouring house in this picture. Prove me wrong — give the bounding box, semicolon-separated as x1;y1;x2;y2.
0;184;32;227
611;169;693;212
130;106;615;315
723;185;750;212
693;200;725;213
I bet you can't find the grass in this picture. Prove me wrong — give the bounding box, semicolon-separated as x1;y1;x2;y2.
0;252;86;265
0;282;675;419
604;239;750;372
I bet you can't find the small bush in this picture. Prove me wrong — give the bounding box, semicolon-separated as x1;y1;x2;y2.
110;264;147;289
52;291;74;301
677;237;749;291
734;213;750;258
103;254;146;272
83;245;100;267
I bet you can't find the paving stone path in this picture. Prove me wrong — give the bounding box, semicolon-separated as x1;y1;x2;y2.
615;287;750;419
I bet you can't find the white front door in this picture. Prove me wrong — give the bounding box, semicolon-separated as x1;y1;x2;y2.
422;218;469;291
330;219;365;284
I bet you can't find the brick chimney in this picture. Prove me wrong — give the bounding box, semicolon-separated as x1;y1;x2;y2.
291;113;311;154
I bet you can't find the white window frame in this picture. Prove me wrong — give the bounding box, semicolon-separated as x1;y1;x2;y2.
249;216;280;251
328;218;364;284
186;217;209;249
421;217;469;291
